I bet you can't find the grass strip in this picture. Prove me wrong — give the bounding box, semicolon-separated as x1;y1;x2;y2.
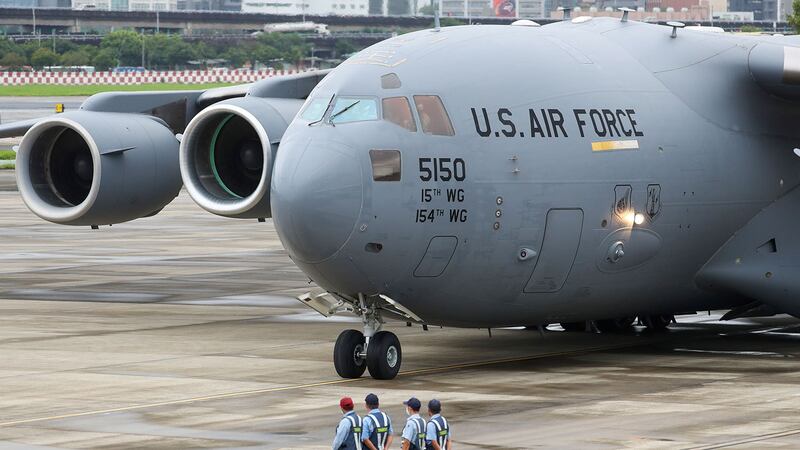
0;82;238;97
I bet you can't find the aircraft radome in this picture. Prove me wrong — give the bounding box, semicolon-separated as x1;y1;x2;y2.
3;16;800;380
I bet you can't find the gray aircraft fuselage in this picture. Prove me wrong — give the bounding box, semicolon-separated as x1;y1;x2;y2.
270;18;800;327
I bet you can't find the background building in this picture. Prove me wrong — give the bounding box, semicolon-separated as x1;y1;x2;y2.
242;0;369;15
177;0;241;10
727;0;778;20
518;0;545;17
0;0;70;6
439;0;497;17
73;0;111;7
128;0;177;10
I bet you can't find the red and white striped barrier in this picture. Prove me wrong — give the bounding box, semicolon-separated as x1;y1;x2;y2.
0;68;311;86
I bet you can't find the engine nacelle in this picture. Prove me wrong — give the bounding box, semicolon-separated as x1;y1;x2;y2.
179;97;303;219
15;111;181;226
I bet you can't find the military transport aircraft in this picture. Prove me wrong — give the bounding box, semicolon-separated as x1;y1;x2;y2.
3;15;800;380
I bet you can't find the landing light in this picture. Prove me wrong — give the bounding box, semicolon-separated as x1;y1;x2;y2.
624;211;646;226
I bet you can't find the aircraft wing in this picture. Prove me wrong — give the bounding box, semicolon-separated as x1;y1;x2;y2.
6;69;330;227
0;69;330;139
0;118;41;140
696;185;800;318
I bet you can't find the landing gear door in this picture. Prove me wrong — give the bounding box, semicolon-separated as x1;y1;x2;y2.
524;209;584;293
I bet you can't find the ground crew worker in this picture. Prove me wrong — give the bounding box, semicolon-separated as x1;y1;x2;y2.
400;397;427;450
333;397;363;450
425;399;451;450
361;393;393;450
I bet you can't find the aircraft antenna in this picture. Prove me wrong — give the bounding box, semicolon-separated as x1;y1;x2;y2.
618;7;634;22
433;1;441;31
667;21;685;38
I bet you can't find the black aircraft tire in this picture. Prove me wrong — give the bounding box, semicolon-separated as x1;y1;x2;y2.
334;329;367;379
560;322;585;332
595;317;636;333
642;314;673;331
366;331;402;380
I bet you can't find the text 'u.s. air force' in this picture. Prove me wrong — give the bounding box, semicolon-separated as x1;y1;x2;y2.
470;107;644;139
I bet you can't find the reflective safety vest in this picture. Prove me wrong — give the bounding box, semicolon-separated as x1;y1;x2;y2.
338;412;363;450
426;415;450;450
366;411;391;450
407;416;427;450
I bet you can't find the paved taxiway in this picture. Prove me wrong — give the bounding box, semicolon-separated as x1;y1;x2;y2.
0;97;87;156
0;97;84;123
2;97;800;449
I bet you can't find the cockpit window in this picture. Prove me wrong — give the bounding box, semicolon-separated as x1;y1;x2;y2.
369;150;401;181
299;97;330;122
413;95;454;136
382;97;417;132
329;97;379;124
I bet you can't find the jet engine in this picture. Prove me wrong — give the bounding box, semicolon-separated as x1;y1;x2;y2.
179;97;303;219
15;111;181;227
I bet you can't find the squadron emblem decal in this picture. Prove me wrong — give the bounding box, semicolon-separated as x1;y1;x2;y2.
614;185;632;219
646;184;662;221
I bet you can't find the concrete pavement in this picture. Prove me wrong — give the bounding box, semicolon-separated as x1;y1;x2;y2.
0;189;799;449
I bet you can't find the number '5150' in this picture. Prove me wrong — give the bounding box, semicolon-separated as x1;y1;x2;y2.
418;157;466;182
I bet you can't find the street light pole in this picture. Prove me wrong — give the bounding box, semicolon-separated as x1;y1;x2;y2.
32;7;36;36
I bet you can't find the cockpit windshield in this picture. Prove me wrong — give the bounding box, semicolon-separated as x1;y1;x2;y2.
329;97;379;124
298;94;454;135
414;95;455;136
382;97;417;132
299;97;330;122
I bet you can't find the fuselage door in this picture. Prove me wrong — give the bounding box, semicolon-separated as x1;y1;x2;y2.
524;209;584;293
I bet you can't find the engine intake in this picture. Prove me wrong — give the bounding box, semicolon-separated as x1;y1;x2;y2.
180;97;302;219
16;111;181;226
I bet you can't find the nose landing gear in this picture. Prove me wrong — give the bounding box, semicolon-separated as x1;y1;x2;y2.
333;297;403;380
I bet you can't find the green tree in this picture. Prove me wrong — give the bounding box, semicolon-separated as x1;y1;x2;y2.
167;38;196;69
101;30;143;66
334;39;357;58
0;39;24;60
254;44;281;68
143;34;197;69
419;3;434;14
222;46;248;68
255;33;309;68
92;48;117;71
789;0;800;33
60;48;91;66
0;52;27;69
144;33;174;69
53;39;77;55
30;47;59;69
440;17;463;26
19;41;42;61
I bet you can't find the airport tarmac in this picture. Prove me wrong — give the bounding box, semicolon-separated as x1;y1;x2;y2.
1;182;800;449
2;97;800;449
0;97;84;123
0;97;87;154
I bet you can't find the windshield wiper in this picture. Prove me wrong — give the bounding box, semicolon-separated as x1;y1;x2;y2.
329;100;361;123
308;94;335;127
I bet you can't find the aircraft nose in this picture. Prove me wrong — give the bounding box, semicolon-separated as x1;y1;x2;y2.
271;136;363;264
